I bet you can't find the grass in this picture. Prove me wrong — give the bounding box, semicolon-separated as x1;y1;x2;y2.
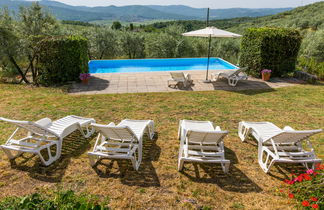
0;83;323;209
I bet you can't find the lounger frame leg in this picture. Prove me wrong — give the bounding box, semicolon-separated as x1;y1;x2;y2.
221;162;230;173
228;78;238;87
178;158;184;171
38;141;61;166
1;148;23;160
89;154;100;167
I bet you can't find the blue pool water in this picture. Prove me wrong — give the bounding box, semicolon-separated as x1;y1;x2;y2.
89;57;238;74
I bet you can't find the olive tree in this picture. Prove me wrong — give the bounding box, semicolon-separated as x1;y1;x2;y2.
91;28;119;59
145;24;194;58
120;32;145;58
0;8;30;83
0;3;59;84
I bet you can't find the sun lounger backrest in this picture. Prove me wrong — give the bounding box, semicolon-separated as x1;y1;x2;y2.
93;124;137;141
187;130;228;144
170;72;185;81
0;117;56;137
228;67;247;77
265;129;322;144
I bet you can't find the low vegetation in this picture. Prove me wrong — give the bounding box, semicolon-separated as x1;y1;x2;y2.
0;190;108;209
279;164;323;208
0;84;323;208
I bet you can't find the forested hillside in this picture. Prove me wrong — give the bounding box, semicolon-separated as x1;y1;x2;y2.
150;2;324;32
0;0;292;22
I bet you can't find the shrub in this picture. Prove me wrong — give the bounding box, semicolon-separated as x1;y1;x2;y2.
298;29;324;79
0;190;109;209
297;57;324;80
239;27;302;77
38;35;89;86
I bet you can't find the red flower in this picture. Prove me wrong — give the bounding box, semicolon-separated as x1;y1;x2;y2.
315;163;324;170
302;200;310;207
303;174;312;181
297;174;304;182
312;204;319;209
288;193;294;199
310;197;318;202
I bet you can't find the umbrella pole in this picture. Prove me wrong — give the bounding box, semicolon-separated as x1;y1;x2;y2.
205;35;212;82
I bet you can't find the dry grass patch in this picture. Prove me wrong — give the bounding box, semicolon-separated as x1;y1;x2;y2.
0;83;323;209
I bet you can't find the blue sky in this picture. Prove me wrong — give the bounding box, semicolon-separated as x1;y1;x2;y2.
43;0;322;8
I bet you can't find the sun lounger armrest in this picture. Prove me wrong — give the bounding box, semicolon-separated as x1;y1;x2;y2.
107;122;115;126
283;126;295;131
35;118;52;128
185;73;191;81
215;126;221;131
91;122;114;128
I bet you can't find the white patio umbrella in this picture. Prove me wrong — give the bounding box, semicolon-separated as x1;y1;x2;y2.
182;26;242;82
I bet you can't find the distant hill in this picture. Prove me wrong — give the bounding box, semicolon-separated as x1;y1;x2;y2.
0;0;293;22
149;2;324;32
147;5;292;19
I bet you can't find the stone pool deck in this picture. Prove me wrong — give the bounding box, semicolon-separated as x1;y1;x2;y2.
69;70;300;95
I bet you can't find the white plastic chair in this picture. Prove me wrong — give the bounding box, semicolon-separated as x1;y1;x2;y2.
211;67;248;87
178;120;230;173
168;72;193;88
238;121;322;173
88;119;154;171
0;115;95;166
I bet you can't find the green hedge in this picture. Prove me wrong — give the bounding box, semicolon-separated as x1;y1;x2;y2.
239;27;302;77
38;36;89;85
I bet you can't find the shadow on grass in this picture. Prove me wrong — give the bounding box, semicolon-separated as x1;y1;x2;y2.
268;164;308;181
180;146;262;193
211;78;276;95
68;76;110;94
92;132;161;187
168;83;195;91
9;131;93;183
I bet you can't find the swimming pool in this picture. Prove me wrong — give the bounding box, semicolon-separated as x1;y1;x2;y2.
89;57;238;74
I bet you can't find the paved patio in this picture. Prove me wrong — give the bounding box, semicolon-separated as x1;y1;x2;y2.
69;70;299;95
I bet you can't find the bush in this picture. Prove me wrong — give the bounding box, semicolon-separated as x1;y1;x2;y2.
0;190;109;209
298;29;324;79
297;57;324;80
239;27;302;77
38;35;89;85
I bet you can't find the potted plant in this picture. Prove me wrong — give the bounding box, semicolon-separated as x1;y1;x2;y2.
79;73;91;85
261;69;272;81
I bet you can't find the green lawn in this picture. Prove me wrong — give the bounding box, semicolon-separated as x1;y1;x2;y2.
0;83;323;209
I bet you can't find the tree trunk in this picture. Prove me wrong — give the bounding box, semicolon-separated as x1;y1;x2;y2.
8;55;30;84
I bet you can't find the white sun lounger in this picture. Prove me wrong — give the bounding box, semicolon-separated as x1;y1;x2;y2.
238;121;322;173
211;67;248;87
0;115;95;166
168;72;193;88
178;120;230;173
88;119;154;171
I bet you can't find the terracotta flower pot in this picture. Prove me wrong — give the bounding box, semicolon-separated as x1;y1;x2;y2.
262;73;271;81
82;79;89;85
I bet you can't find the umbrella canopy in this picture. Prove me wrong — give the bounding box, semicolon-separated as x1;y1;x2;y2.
182;26;242;38
182;26;242;82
